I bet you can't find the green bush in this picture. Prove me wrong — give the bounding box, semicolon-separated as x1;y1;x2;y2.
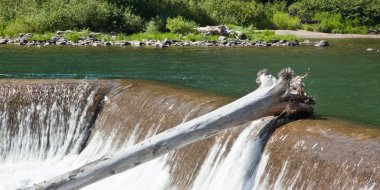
28;33;53;42
144;17;165;34
3;19;36;36
251;30;298;42
289;0;380;26
202;0;268;27
120;7;145;34
62;30;90;42
166;16;198;34
314;12;344;33
310;12;368;34
272;12;300;30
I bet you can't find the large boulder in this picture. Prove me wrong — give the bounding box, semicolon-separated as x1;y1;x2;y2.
0;39;8;45
314;40;329;47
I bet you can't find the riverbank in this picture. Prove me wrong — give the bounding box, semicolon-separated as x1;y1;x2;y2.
0;30;331;48
273;30;380;39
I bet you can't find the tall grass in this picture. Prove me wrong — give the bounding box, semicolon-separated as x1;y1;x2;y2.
272;12;300;30
302;12;369;34
166;16;199;34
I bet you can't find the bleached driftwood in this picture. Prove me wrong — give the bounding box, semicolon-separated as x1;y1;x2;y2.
30;68;314;190
196;25;229;35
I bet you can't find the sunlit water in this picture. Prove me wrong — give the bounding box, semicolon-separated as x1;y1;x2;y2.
1;39;379;126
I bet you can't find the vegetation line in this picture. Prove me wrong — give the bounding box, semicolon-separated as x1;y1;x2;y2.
0;0;379;38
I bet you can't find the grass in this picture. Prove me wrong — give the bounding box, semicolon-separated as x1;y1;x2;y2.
125;32;220;42
63;30;89;42
251;30;298;42
272;12;300;30
1;29;299;43
301;12;369;34
28;33;54;42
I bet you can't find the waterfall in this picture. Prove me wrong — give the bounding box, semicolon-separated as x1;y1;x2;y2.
0;80;379;190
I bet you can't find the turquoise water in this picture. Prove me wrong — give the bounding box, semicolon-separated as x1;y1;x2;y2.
0;39;379;127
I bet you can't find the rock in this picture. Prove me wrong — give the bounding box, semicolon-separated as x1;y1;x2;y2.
218;36;226;41
219;40;228;45
24;33;33;38
67;41;76;46
366;48;375;51
181;41;190;46
130;41;142;47
115;41;130;46
314;40;329;47
235;31;247;40
162;39;172;46
51;35;61;42
27;41;35;46
286;41;299;47
271;39;279;43
44;42;51;46
145;40;155;46
0;39;8;45
300;40;312;45
56;39;67;45
205;42;214;46
229;40;238;46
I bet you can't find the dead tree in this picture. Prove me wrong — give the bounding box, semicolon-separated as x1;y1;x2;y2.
30;68;314;190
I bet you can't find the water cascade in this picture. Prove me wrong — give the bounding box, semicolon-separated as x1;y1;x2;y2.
0;79;379;190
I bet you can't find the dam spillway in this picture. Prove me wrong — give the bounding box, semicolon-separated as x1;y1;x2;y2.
0;79;379;190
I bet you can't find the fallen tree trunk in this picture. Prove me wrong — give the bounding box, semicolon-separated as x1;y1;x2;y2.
30;68;314;190
196;25;229;35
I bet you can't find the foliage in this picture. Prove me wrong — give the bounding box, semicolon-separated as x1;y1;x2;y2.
144;17;165;34
126;32;181;41
302;12;368;34
166;16;198;34
202;0;268;27
272;12;300;30
28;33;53;42
251;30;298;42
0;0;377;35
184;33;218;42
63;30;90;42
289;0;380;26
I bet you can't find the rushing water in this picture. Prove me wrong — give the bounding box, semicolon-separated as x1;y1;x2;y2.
1;39;379;127
0;78;378;189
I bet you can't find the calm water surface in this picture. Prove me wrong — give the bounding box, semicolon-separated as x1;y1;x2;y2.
0;39;379;127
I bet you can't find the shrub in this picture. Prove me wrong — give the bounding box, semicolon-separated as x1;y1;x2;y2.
272;12;300;30
311;12;368;34
144;17;165;34
28;33;53;42
120;7;145;34
63;30;89;42
314;12;344;33
202;0;268;27
289;0;380;26
3;19;36;36
166;16;198;34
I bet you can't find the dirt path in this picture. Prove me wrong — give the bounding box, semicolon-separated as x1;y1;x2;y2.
273;30;380;39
